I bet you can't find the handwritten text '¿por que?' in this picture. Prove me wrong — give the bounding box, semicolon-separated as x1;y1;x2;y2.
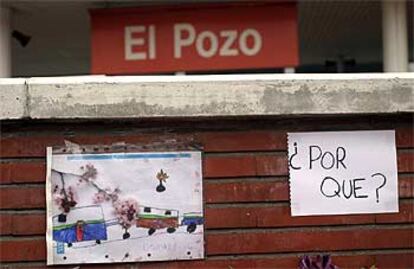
287;130;398;216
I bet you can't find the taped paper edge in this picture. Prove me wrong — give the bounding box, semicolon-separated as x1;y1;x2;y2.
196;151;206;259
286;133;295;216
46;147;54;265
391;130;400;213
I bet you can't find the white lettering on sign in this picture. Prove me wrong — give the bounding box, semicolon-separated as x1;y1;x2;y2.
287;130;398;216
174;23;196;59
219;30;238;56
125;23;263;60
125;25;156;60
196;31;219;58
239;29;262;56
173;23;262;58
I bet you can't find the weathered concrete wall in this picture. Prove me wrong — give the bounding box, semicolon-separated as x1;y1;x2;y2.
0;79;27;119
0;74;413;120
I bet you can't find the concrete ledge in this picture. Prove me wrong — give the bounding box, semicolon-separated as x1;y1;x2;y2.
1;74;413;120
0;79;27;119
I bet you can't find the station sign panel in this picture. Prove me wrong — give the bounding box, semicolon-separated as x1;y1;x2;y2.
90;3;298;74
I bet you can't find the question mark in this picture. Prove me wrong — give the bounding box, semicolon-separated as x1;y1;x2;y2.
371;173;387;203
289;142;302;170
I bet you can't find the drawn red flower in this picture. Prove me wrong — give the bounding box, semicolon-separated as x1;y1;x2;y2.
93;191;106;204
92;187;120;204
113;198;139;229
80;164;97;182
52;184;78;213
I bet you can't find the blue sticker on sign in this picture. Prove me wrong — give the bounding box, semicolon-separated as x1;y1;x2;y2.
56;242;65;254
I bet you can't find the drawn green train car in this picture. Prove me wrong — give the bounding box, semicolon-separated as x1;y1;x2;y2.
136;206;179;235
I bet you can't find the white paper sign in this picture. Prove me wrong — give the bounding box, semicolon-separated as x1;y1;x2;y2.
288;130;398;216
46;150;204;265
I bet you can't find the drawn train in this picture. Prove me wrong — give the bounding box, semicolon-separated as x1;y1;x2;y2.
53;205;203;246
136;206;203;235
52;205;107;247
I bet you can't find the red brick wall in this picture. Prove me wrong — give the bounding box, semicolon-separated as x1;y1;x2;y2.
0;116;413;269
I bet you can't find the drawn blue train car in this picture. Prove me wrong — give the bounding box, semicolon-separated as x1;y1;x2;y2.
53;205;107;246
181;212;203;233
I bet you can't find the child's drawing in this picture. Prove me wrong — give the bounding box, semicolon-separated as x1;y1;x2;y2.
46;150;204;265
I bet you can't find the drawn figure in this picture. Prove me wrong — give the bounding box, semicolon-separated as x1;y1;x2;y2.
136;206;179;235
52;205;107;247
155;169;169;192
181;212;203;233
76;220;85;242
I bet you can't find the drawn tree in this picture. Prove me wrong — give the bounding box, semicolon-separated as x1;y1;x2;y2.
112;198;139;239
52;171;79;222
52;164;139;240
155;169;169;192
79;165;139;239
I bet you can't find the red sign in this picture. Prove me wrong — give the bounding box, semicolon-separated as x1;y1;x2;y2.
90;3;298;74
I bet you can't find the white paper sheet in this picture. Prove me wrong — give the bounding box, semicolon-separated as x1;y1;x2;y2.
46;150;204;265
287;130;398;216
